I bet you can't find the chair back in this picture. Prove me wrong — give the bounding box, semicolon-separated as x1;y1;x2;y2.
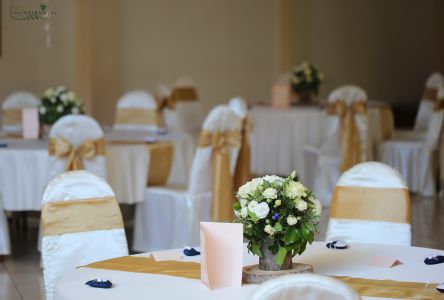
325;85;368;171
250;274;361;300
114;90;159;131
424;109;444;150
48;115;106;180
326;162;411;245
2;91;40;133
41;170;128;300
229;96;248;119
414;72;444;132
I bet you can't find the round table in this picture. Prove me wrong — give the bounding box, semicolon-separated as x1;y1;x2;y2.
54;242;444;300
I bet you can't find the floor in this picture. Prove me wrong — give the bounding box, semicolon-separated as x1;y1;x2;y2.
1;195;443;300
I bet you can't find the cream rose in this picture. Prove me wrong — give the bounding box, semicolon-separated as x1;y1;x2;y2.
264;224;275;236
285;181;307;199
295;200;308;211
262;188;278;199
253;202;270;219
287;215;298;226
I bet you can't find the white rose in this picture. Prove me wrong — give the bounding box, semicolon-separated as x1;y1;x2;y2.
44;88;54;98
253;202;270;219
264;224;275;236
238;182;253;198
262;188;278;199
71;107;80;114
240;199;248;208
296;200;308;211
56;105;64;113
263;175;284;185
287;215;298;226
313;199;322;216
240;207;248;218
39;106;46;114
250;177;264;190
285;181;307;199
247;200;258;212
66;91;76;101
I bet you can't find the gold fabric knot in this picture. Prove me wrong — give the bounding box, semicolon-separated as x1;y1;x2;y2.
198;130;241;152
49;137;105;171
326;100;367;171
168;87;198;107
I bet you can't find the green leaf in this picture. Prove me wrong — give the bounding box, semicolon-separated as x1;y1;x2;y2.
284;227;300;244
250;243;263;258
301;224;311;239
248;210;259;222
298;241;307;255
233;202;241;210
273;222;282;232
275;247;287;266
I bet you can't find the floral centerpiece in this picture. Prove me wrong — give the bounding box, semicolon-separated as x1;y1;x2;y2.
234;171;321;271
39;86;84;125
290;62;323;103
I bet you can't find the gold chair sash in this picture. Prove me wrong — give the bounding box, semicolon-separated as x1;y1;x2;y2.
2;109;22;126
330;186;410;223
48;137;105;171
380;104;395;141
83;256;441;299
326;100;367;171
234;117;252;190
42;196;124;236
146;142;174;186
422;87;440;111
115;108;160;126
198;130;242;222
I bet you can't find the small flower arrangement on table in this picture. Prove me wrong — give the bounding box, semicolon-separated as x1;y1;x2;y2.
39;86;84;125
291;62;323;103
234;171;322;271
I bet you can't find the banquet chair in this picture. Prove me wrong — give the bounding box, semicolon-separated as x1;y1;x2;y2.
48;114;106;180
1;91;40;134
250;274;361;300
228;96;253;189
133;105;242;251
326;162;411;246
0;197;10;256
162;77;204;136
303;85;368;205
380;109;444;197
41;170;128;300
114;90;160;131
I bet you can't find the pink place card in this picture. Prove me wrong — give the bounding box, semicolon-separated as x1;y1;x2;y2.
200;222;243;290
369;256;402;268
151;249;182;262
22;108;39;140
271;83;291;109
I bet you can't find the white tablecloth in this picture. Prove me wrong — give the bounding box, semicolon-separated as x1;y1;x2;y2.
0;130;194;210
249;105;386;177
54;242;444;300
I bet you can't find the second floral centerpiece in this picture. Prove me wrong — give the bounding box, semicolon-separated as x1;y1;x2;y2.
234;171;321;273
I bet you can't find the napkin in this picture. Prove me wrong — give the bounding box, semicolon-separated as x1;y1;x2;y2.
200;222;243;290
151;249;182;262
271;83;291;109
369;256;402;268
22;108;39;140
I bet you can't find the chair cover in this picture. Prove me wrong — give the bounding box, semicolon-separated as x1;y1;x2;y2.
48;115;106;181
114;90;159;131
381;110;444;196
0;196;10;255
414;72;444;132
303;85;368;205
133;105;242;251
250;274;361;300
326;162;411;246
41;170;128;300
1;91;40;133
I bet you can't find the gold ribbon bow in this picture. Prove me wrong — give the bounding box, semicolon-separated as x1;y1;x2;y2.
198;130;242;222
234;117;253;190
2;109;22;126
167;87;198;108
422;87;440;111
48;137;105;171
326;100;367;171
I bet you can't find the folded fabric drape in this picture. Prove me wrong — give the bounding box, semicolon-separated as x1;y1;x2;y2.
146;142;174;186
198;130;242;222
2;109;22;126
42;196;124;236
234;117;252;190
48;137;105;171
115;108;160;125
83;256;439;299
422;87;440;111
330;186;410;223
326;100;367;171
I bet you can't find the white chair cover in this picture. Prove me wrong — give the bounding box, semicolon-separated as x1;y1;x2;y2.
41;170;128;300
326;162;411;246
133;105;242;251
381;110;444;196
113;90;159;131
1;91;40;133
414;72;444;132
303;85;368;205
0;196;10;255
250;274;361;300
229;96;248;119
48;115;106;181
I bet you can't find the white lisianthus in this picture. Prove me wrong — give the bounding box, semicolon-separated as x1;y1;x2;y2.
247;200;258;212
44;88;54;98
60;93;68;103
66;91;76;101
56;105;64;113
50;96;56;104
263;188;278;199
290;170;297;179
313;199;322;216
253;202;270;219
238;182;254;198
250;177;264;191
71;107;80;114
240;207;248;218
285;181;307;199
263;175;284;185
274;199;282;207
240;199;248;208
295;200;308;211
39;106;46;114
287;215;298;226
264;224;275;236
56;85;66;93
